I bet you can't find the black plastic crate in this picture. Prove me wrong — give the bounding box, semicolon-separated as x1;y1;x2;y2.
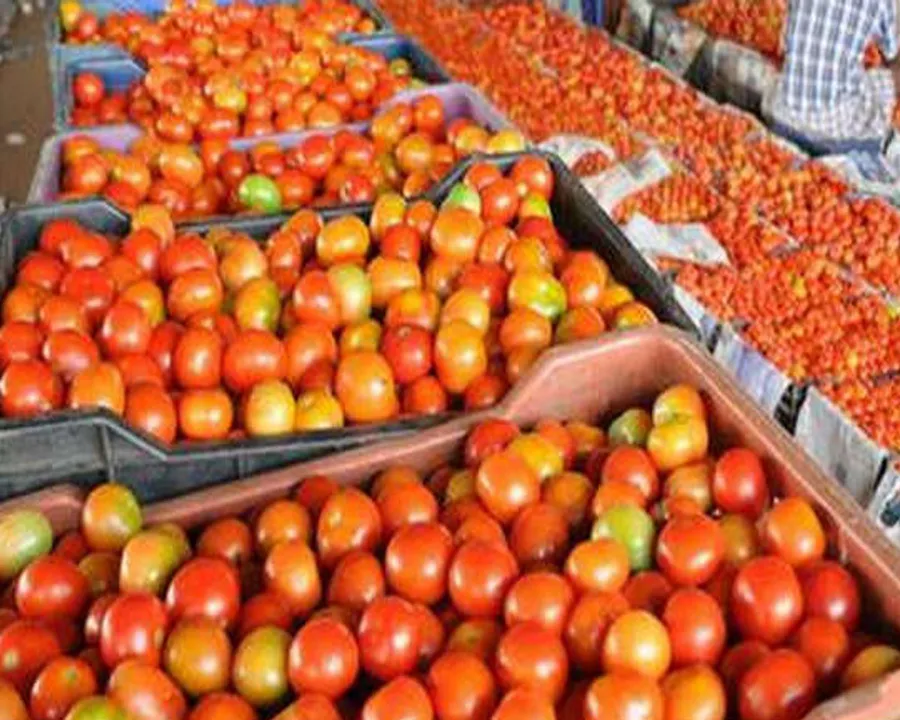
0;150;696;502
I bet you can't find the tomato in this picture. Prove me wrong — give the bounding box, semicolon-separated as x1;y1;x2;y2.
30;656;96;720
327;550;385;613
167;268;224;321
800;560;861;632
507;270;566;322
473;449;538;526
255;500;312;557
232;626;291;708
187;693;257;720
361;676;432;720
584;672;663;720
712;448;769;519
495;622;568;703
738;649;816;720
60;268;114;325
333;351;398;423
656;513;725;587
147;321;184;388
508;502;567;570
107;660;186;720
68;362;125;415
358;595;420;681
448;539;518;618
592;504;656;572
759;497;826;568
379;325;432;384
170;327;223;391
17;252;66;293
662;588;726;667
402;375;448;416
263;539;321;617
0;322;45;369
287;617;358;698
0;620;61;693
81;483;142;552
166;557;240;630
15;555;89;620
384;522;453;605
510;156;554;199
564;591;629;674
222;330;287;393
602;610;671;680
282;323;336;391
315;486;382;570
100;593;167;667
564;539;629;595
841;645;900;689
601;446;659;502
115;353;165;388
0;359;63;417
731;556;803;645
125;383;177;444
64;696;129;720
429;207;484;263
162;617;231;698
646;416;709;472
791;616;849;688
503;572;574;636
178;388;233;440
425;651;496;720
540;472;592;532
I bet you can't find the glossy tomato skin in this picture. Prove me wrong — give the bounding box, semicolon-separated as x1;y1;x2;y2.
731;556;804;646
361;675;433;720
495;622;569;703
0;360;63;418
656;513;725;587
166;557;241;630
448;539;519;618
358;595;421;681
0;619;62;693
287;617;359;699
328;550;386;612
799;560;861;632
384;522;453;606
100;592;168;668
427;650;497;720
713;448;770;518
29;656;98;720
15;555;90;620
662;588;726;667
738;649;816;720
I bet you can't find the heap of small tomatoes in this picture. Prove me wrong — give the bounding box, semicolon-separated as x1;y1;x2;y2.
60;0;378;59
58;92;528;217
0;383;897;720
69;41;429;137
0;154;657;444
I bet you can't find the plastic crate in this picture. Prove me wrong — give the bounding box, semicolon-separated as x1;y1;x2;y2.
1;149;693;502
31;82;513;209
4;327;900;720
48;0;393;83
54;34;452;130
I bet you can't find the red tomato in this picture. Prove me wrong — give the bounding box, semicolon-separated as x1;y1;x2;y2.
0;360;63;418
738;649;816;720
584;673;663;720
503;572;575;636
361;676;432;720
100;593;168;668
0;321;45;369
731;556;803;646
15;555;90;620
43;330;99;382
463;419;520;467
173;327;223;390
448;539;519;618
99;300;152;357
29;656;98;720
0;620;62;693
358;595;421;681
166;557;241;630
222;330;287;393
799;561;861;632
384;522;453;605
287;617;359;699
662;588;727;666
656;513;725;587
713;448;770;519
759;497;826;568
68;363;125;415
495;622;569;703
380;325;433;385
427;650;497;720
178;388;234;441
601;447;659;503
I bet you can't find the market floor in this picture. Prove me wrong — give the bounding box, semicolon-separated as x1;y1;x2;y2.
0;4;54;206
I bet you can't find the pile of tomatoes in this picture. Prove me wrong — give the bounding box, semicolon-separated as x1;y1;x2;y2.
68;41;430;138
60;0;378;60
0;383;898;720
0;153;657;443
58;92;525;217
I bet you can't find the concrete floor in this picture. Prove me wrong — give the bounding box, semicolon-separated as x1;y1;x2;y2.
0;5;54;205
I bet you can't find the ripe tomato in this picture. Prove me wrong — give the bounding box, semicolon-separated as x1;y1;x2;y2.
448;539;519;618
99;300;152;358
29;656;97;720
495;622;568;703
222;330;287;393
663;588;726;667
255;500;312;557
600;447;659;502
288;616;359;698
510;156;554;199
107;660;187;720
178;388;233;440
237;593;292;641
380;325;432;384
0;321;44;368
731;556;803;645
60;267;115;324
17;252;65;292
602;610;672;680
0;359;63;417
361;676;432;720
147;321;184;388
334;351;398;423
377;481;438;537
426;650;496;720
565;591;629;674
564;539;630;595
584;672;663;720
791;616;850;686
68;362;125;415
656;513;725;586
263;540;322;617
327;550;386;612
738;649;816;720
0;620;62;693
358;595;420;681
800;560;861;632
125;383;177;443
509;502;569;569
15;555;89;620
187;693;256;720
317;488;383;570
713;448;769;518
504;572;574;636
464;419;520;466
384;522;453;605
163;617;231;698
100;593;167;668
759;497;826;568
402;375;448;416
475;449;540;525
166;557;240;630
43;327;99;383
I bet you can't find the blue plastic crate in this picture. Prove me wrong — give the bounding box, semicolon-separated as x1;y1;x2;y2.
55;34;450;131
48;0;394;94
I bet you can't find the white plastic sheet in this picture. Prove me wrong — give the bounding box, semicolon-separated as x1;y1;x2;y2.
867;462;900;547
794;386;890;504
537;135;618;170
582;148;674;213
672;285;722;348
713;325;792;417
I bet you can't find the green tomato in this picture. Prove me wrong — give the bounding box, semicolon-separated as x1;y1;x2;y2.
64;696;129;720
238;174;283;214
608;408;653;448
518;192;552;220
0;509;52;581
441;182;482;215
233;626;291;708
592;504;656;571
118;528;186;595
